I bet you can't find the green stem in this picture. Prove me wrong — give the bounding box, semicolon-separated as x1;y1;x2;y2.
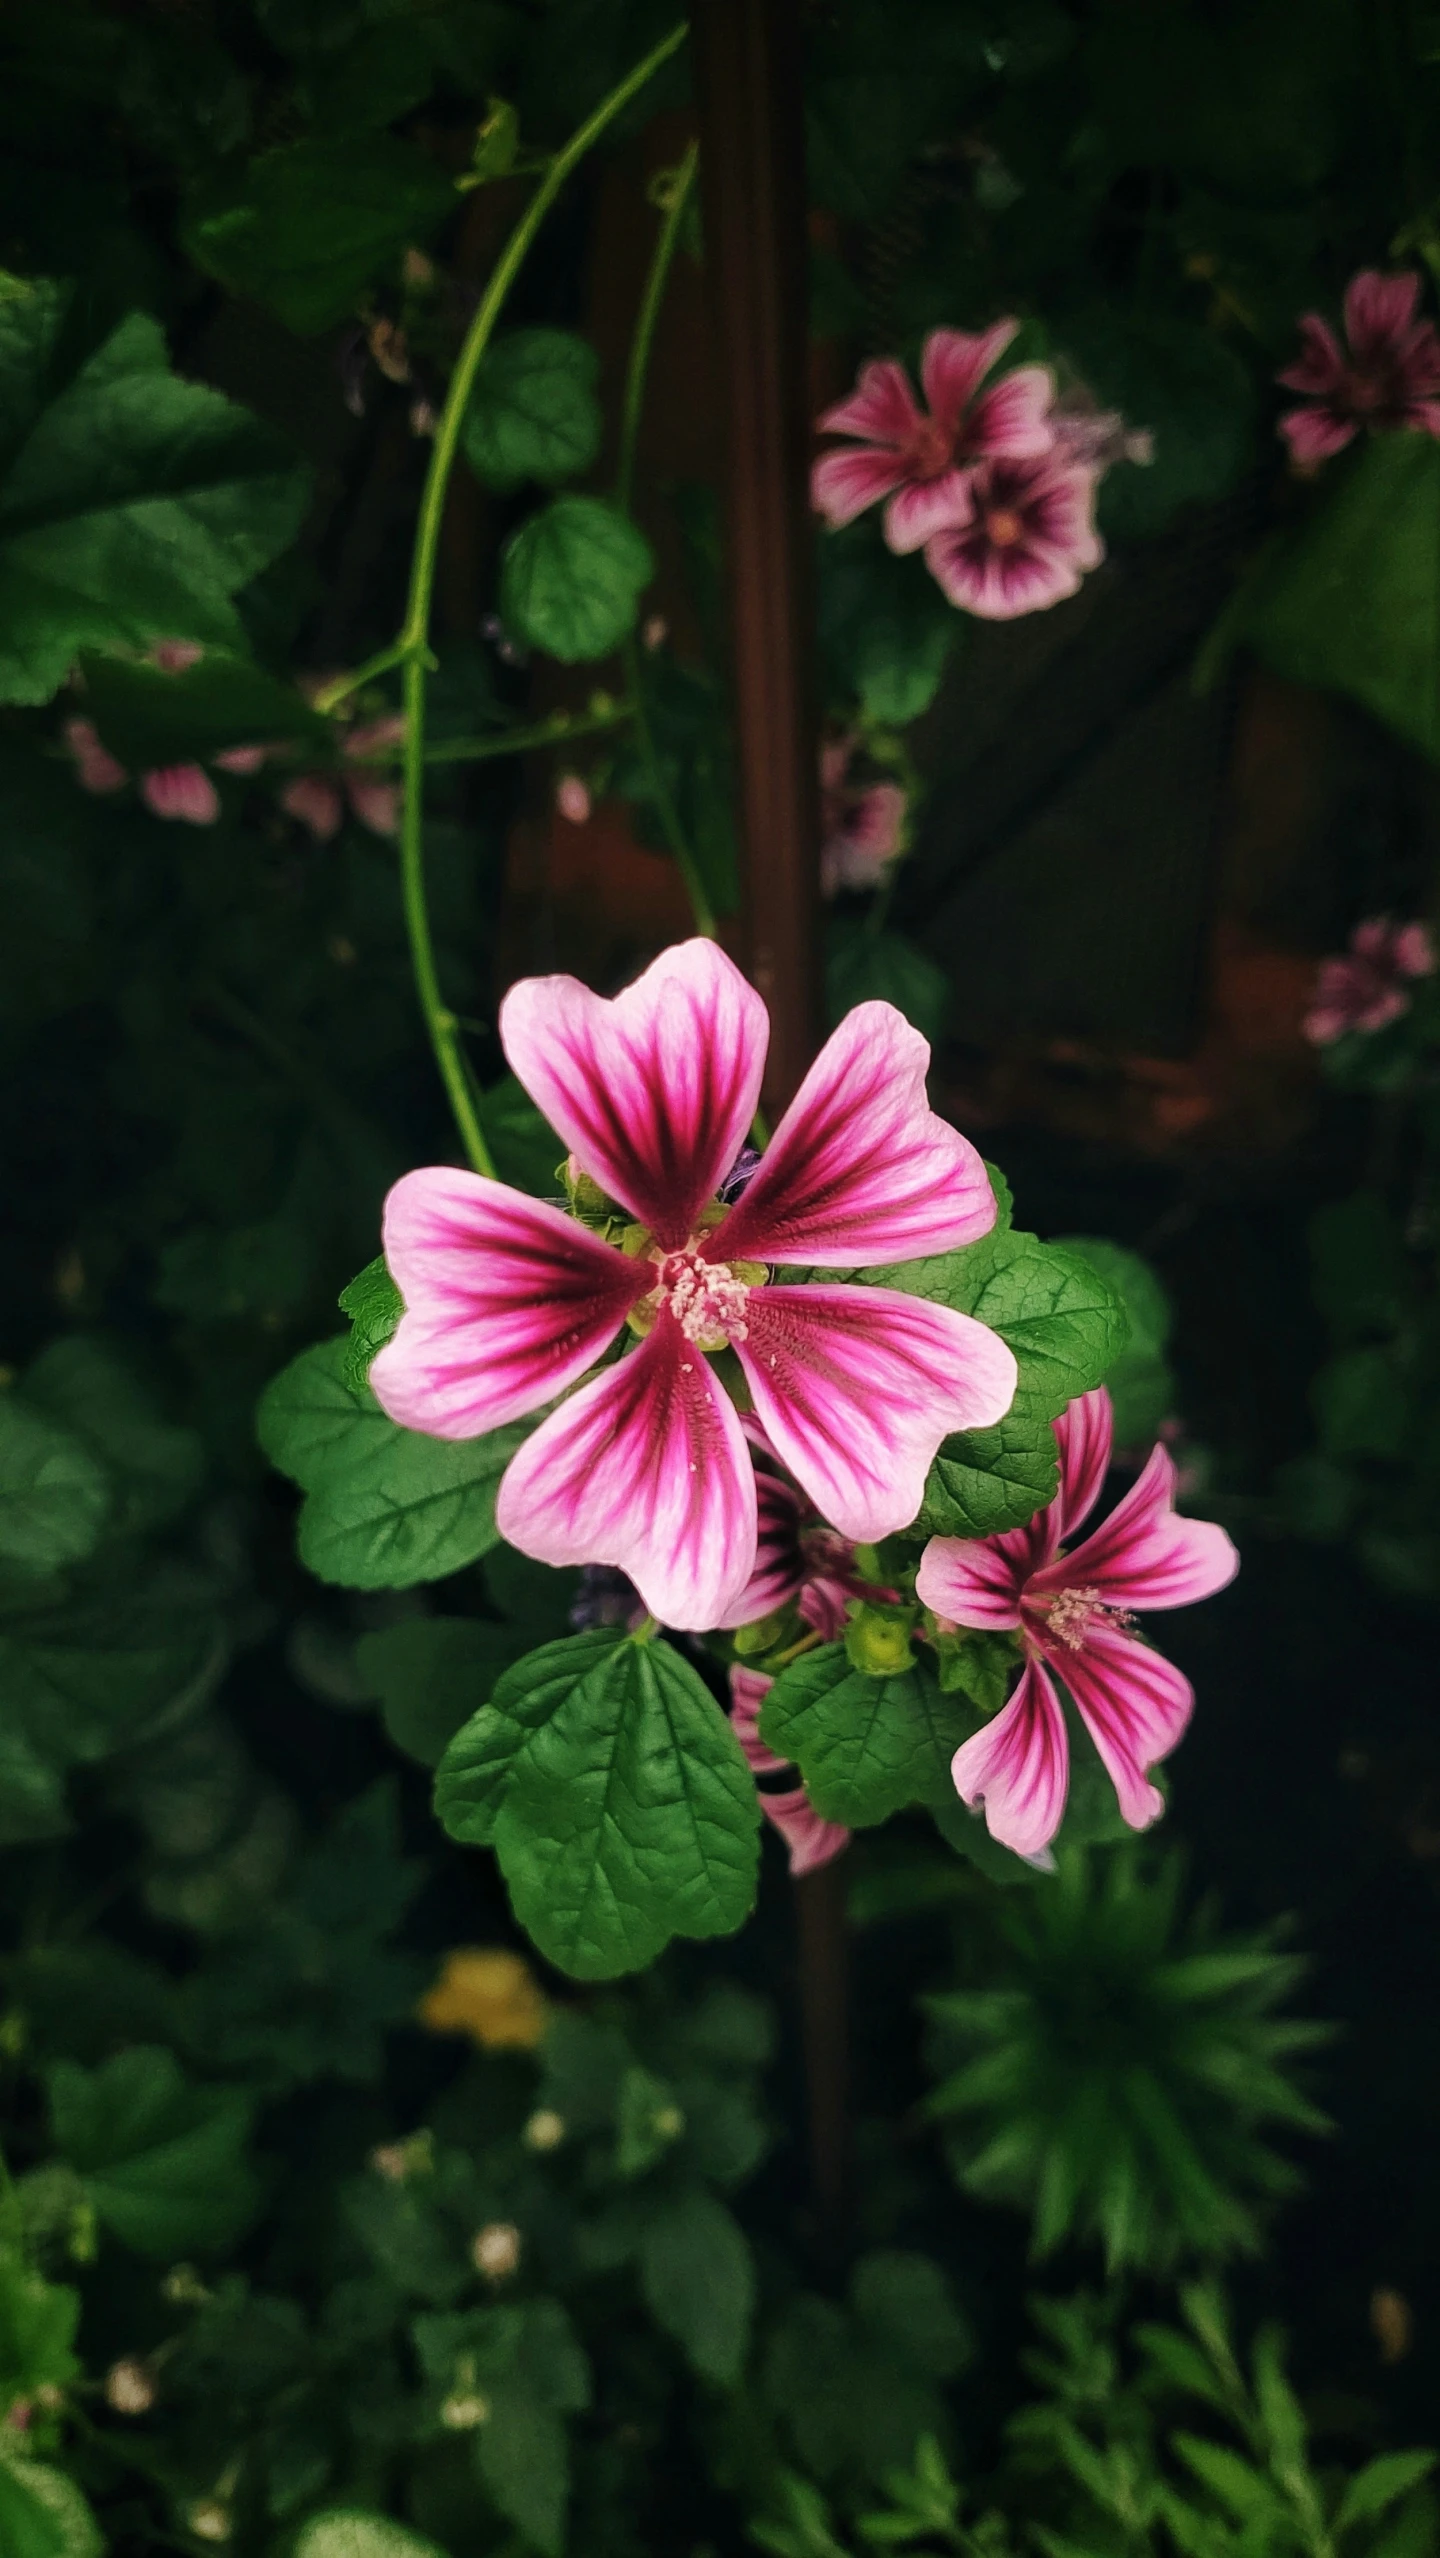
614;141;717;938
351;700;634;766
392;20;689;1172
312;642;410;718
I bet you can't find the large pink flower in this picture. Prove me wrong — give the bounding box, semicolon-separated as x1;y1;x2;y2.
915;1388;1237;1860
922;451;1102;620
1304;916;1435;1044
812;323;1055;555
1278;270;1440;464
369;941;1017;1629
730;1666;850;1876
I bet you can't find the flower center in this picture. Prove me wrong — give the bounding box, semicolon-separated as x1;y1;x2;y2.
984;505;1025;547
1033;1584;1135;1653
655;1249;752;1349
907;416;955;480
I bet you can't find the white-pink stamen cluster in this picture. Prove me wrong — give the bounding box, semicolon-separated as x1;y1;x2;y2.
656;1249;751;1347
1034;1583;1135;1653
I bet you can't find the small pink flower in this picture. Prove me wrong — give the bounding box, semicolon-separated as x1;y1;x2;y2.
63;717;127;795
819;736;906;898
729;1665;850;1876
916;1387;1237;1860
1304;916;1436;1044
556;775;592;825
139;764;220;825
281;715;404;841
369;940;1017;1629
716;1428;899;1638
1278;270;1440;464
213;743;271;777
923;451;1103;620
812;323;1055;555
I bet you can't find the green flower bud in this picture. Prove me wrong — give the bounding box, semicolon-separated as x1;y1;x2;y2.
843;1604;917;1679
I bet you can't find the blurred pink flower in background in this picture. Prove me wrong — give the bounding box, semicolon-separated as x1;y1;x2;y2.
812;323;1055;554
555;774;592;825
1303;916;1436;1043
917;1386;1237;1860
62;719;219;826
819;735;907;895
729;1665;850;1876
279;715;403;841
1278;270;1440;464
923;450;1103;620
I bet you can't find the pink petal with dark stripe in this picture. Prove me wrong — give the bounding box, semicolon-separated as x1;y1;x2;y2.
951;1655;1070;1857
916;1524;1034;1631
713;1470;806;1630
920;322;1018;432
735;1283;1017;1543
729;1664;787;1775
1052;1386;1113;1539
812;443;911;529
760;1787;851;1875
1054;1623;1192;1832
1343;268;1421;360
965;363;1057;459
500;940;767;1251
1036;1443;1238;1615
494;1314;757;1630
713;1002;998;1268
883;469;975;554
371;1169;646;1436
816;357;924;446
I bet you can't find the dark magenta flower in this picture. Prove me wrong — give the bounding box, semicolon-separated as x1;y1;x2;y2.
922;450;1102;621
812;323;1055;554
1278;270;1440;464
1304;917;1436;1044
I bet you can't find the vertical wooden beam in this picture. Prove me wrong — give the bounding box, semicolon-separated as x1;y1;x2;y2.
692;0;847;2238
691;0;823;1117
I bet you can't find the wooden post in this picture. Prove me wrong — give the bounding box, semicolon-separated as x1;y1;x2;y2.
691;0;847;2236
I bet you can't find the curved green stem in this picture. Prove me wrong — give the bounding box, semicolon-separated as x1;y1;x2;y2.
614;141;717;938
393;20;689;1172
351;700;634;766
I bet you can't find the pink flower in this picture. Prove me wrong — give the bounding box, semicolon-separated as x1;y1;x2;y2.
812;323;1055;555
1304;916;1436;1044
820;736;906;898
556;774;592;825
715;1429;899;1638
63;717;127;796
730;1666;850;1876
139;764;220;825
1278;270;1440;464
923;451;1103;620
280;716;404;841
369;939;1017;1630
915;1387;1238;1860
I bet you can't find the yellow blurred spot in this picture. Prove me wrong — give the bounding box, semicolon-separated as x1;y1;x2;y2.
1371;2287;1413;2363
418;1948;548;2049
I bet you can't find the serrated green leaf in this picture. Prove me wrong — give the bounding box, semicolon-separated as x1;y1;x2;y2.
338;1258;404;1392
0;286;310;706
638;2187;754;2385
48;2046;259;2257
182;135;457;334
759;1643;969;1827
436;1632;760;1978
355;1617;526;1767
258;1340;524;1588
916;1414;1060;1539
463;328;603;492
500;495;653;662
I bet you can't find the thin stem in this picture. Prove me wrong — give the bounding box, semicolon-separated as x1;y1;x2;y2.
614;140;718;937
391;19;689;1171
312;642;411;718
351;700;634;766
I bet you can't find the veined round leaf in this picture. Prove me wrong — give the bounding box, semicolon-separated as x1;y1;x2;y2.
295;2516;448;2558
463;329;603;492
759;1643;970;1828
499;496;653;663
0;1396;111;1572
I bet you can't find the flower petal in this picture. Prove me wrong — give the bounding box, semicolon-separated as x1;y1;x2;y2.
761;1787;851;1875
883;468;975;554
1277;315;1346;397
1041;1443;1239;1613
812;444;911;528
920;322;1018;431
964;364;1057;459
141;764;219;824
500;939;768;1250
345;774;400;836
1343;268;1421;361
1053;1387;1113;1539
63;717;127;794
494;1314;758;1630
735;1283;1017;1543
729;1664;786;1774
950;1656;1069;1857
714;1002;998;1266
916;1528;1029;1631
1279;405;1356;465
371;1169;646;1435
281;774;345;840
816;358;923;447
1056;1623;1191;1831
713;1469;807;1629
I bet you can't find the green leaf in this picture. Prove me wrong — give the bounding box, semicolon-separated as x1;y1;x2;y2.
916;1413;1060;1540
355;1617;526;1767
295;2516;449;2558
478;2383;569;2554
258;1340;524;1589
826;923;949;1042
1312;1346;1408;1461
77;646;328;770
21;1337;203;1537
0;1394;111;1572
338;1258;404;1392
0;1585;222;1769
759;1643;968;1828
182;135;458;335
482;1543;583;1642
1063;311;1255;543
478;1074;565;1198
851;2252;971;2381
500;495;653;663
1337;2452;1437;2534
0;285;310;706
48;2046;259;2256
435;1631;760;1978
1054;1238;1175;1447
1308;1191;1412;1344
463;328;603;492
0;2454;102;2558
0;2255;80;2409
638;2187;755;2385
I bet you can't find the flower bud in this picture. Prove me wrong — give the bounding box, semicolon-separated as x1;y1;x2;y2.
187;2502;232;2543
472;2222;522;2282
105;2359;156;2417
843;1604;917;1679
522;2108;565;2153
441;2390;490;2430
